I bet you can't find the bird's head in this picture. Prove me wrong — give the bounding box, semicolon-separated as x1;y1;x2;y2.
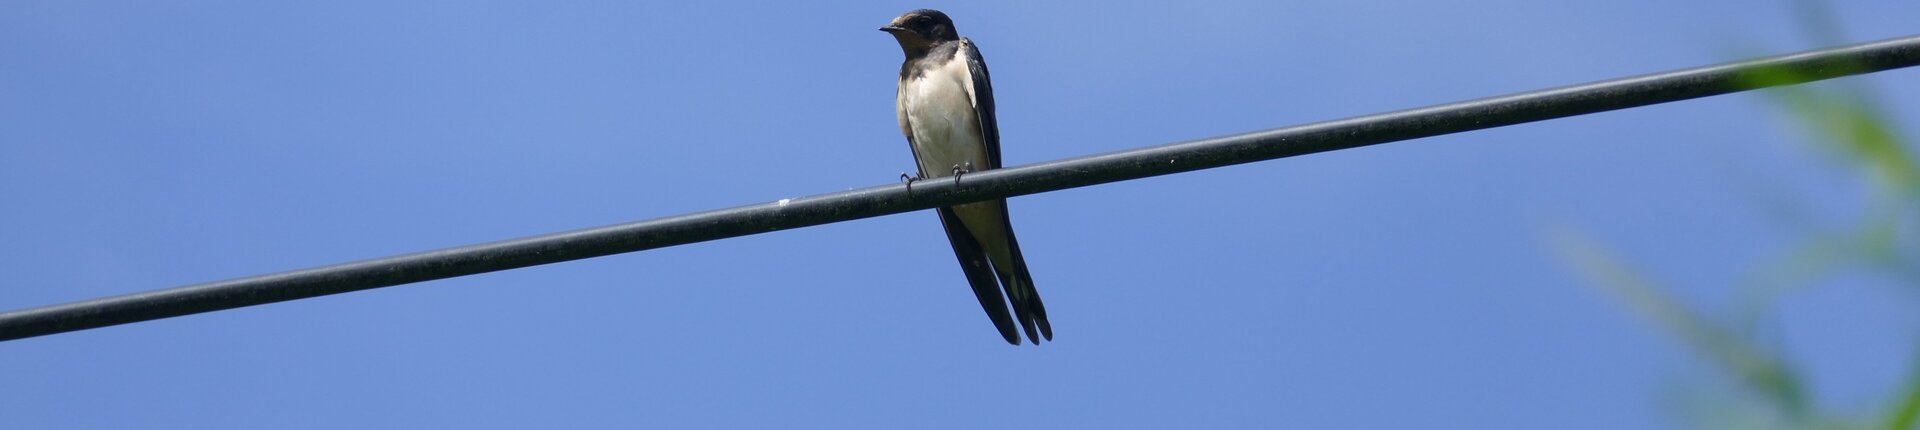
880;9;958;55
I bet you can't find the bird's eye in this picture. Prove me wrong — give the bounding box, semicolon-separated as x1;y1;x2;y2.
915;15;932;23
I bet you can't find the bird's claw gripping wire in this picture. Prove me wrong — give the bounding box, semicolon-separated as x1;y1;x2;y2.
950;162;974;185
901;172;920;198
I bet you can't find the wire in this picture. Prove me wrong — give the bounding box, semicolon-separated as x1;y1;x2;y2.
4;34;1919;342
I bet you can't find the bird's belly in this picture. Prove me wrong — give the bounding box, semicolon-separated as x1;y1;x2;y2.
903;77;986;177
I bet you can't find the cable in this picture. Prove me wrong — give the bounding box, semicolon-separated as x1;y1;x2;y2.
4;34;1918;342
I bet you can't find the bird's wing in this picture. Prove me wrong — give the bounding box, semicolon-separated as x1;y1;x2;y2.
906;61;1020;344
937;206;1022;344
960;38;1053;343
960;38;1001;169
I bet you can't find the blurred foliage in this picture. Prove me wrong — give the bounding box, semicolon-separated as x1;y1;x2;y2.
1550;2;1918;429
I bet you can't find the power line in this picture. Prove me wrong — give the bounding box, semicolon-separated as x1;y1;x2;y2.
4;35;1919;342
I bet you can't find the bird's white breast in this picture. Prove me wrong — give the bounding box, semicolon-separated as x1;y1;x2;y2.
899;57;987;178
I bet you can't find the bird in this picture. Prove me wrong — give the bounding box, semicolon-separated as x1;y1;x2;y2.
881;9;1052;345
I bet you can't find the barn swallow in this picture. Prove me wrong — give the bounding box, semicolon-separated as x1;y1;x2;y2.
883;9;1052;345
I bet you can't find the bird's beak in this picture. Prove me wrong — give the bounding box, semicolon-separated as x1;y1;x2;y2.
879;26;905;33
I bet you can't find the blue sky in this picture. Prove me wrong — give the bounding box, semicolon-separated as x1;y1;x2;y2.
3;1;1918;428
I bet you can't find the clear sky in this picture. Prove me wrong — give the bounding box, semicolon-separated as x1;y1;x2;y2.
3;1;1917;428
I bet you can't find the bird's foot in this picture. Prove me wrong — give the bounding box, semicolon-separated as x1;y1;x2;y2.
901;172;921;197
950;162;974;185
